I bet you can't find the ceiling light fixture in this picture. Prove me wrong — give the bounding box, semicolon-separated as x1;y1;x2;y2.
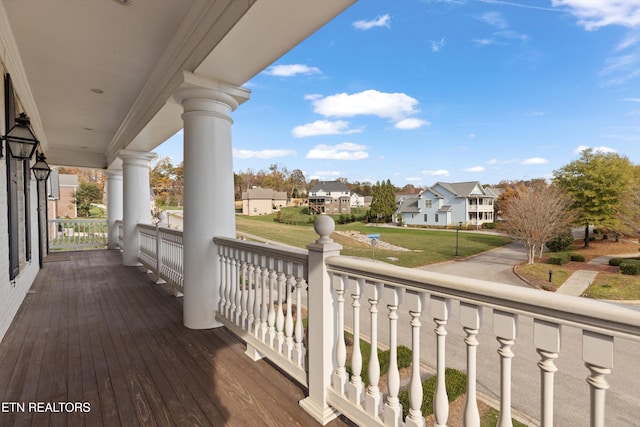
90;88;103;94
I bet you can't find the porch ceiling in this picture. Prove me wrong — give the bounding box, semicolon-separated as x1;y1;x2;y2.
1;0;355;169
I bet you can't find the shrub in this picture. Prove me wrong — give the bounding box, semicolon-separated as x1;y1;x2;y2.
609;258;625;266
399;368;467;418
549;253;570;265
546;232;574;252
482;222;497;229
570;253;586;262
620;260;640;275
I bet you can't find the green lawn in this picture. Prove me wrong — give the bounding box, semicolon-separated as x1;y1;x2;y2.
235;213;512;268
584;272;640;300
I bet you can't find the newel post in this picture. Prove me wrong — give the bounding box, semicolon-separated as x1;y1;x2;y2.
300;215;342;425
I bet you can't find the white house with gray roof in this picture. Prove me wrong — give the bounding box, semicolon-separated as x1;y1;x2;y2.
308;180;351;214
395;181;497;228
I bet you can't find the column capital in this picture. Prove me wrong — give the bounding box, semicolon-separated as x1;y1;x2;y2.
117;149;157;166
105;169;123;179
172;71;251;112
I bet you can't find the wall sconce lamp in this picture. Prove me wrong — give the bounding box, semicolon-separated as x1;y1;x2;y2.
2;112;39;160
31;152;52;181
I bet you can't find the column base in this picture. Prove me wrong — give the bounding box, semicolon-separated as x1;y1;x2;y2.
299;397;339;426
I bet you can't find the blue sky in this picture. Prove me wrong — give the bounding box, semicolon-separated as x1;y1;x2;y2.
157;0;640;187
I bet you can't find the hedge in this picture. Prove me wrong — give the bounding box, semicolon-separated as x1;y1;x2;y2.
570;253;586;262
549;253;570;265
620;260;640;275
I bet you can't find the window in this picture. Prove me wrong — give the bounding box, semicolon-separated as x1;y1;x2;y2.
435;214;439;223
425;200;432;208
423;214;428;222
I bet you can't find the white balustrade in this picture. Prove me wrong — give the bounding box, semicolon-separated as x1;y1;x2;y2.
48;219;108;250
137;224;183;296
121;217;640;427
213;236;309;387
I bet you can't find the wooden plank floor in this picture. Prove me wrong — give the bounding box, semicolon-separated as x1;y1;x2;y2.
0;250;354;427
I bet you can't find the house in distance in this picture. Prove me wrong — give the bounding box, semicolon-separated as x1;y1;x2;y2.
308;180;351;215
241;187;287;216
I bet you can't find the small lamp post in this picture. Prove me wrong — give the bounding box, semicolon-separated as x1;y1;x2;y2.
455;221;462;256
31;152;51;268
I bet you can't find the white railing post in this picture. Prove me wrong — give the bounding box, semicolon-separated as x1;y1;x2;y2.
406;291;427;427
583;331;613;427
293;263;306;368
534;319;561;427
365;281;384;418
384;286;405;427
461;303;483;427
347;278;364;406
432;295;451;427
300;215;342;425
494;310;518;427
332;274;348;395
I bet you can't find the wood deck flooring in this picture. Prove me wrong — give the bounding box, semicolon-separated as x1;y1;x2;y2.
0;250;353;427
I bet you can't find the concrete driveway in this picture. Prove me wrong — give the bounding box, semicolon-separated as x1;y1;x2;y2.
417;239;530;286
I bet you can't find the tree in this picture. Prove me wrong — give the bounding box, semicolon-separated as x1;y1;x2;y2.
289;169;306;198
617;165;640;236
369;179;396;223
553;148;634;247
74;182;103;217
499;183;574;264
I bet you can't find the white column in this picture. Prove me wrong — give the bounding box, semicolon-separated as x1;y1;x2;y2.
173;72;250;330
105;170;123;250
119;150;156;266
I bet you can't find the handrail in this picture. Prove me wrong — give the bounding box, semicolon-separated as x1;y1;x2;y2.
325;255;640;341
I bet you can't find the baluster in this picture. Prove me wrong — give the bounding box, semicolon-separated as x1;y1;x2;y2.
534;319;561;427
365;282;383;418
384;286;405;427
494;310;518;427
235;248;243;325
406;291;427;427
246;257;255;332
267;258;277;347
276;260;286;353
333;274;348;395
461;303;483;427
228;249;237;319
347;278;364;405
253;253;262;336
284;262;296;360
218;246;227;313
432;296;451;427
583;331;613;427
293;264;306;367
260;256;269;342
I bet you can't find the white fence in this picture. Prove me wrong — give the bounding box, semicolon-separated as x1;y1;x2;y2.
127;217;640;426
48;219;108;250
137;223;184;296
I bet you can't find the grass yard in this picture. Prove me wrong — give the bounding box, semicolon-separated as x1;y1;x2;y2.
235;214;513;268
516;238;640;299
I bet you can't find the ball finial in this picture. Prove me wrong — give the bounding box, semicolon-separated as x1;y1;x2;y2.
314;215;335;243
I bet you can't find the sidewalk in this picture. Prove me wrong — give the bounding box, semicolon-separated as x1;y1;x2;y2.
556;254;640;303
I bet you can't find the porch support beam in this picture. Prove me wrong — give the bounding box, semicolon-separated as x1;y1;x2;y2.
106;170;123;250
174;72;250;330
119;150;156;266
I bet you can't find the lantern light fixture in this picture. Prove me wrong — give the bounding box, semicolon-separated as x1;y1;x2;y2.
2;112;39;160
31;152;52;181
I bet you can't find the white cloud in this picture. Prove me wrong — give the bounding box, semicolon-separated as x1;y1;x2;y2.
521;157;549;165
479;11;509;29
552;0;640;30
310;89;420;122
353;14;391;30
463;166;485;172
291;120;361;138
421;169;450;176
430;37;446;52
264;64;321;77
487;158;497;164
469;133;477;139
574;145;618;154
306;143;369;160
311;171;342;180
473;38;497;46
394;118;430;130
233;148;296;159
405;177;423;182
527;111;546;116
